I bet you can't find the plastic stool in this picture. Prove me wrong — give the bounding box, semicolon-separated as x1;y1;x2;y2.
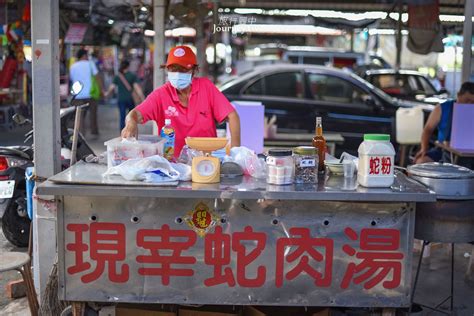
0;252;39;316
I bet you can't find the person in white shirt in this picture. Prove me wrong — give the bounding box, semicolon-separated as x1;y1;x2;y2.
69;49;103;137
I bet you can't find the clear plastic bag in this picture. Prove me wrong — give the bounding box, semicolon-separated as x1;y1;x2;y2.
103;155;181;182
177;145;203;165
230;146;267;179
141;162;191;183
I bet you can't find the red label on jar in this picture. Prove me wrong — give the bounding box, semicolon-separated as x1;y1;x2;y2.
369;156;392;175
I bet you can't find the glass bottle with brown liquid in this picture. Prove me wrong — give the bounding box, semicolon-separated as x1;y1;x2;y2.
312;117;326;173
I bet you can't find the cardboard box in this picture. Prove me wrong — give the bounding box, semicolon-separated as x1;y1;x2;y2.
115;304;176;316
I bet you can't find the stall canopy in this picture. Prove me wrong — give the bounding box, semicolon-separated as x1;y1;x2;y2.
220;0;465;15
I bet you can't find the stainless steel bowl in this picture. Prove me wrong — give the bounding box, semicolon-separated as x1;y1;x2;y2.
408;163;474;199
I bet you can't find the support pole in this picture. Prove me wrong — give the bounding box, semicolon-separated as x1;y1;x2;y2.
213;0;219;83
153;0;166;89
153;0;166;134
350;29;355;52
461;0;473;83
395;0;403;71
195;16;207;77
31;0;61;297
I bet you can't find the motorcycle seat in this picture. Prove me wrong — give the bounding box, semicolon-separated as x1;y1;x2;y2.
0;146;33;160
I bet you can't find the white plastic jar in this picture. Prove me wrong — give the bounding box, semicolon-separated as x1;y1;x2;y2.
266;149;294;185
358;134;395;187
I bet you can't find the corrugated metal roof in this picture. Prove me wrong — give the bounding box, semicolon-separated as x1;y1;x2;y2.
220;0;466;15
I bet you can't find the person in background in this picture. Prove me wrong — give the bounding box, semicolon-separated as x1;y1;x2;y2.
69;48;103;138
104;60;145;130
121;45;240;158
415;81;474;164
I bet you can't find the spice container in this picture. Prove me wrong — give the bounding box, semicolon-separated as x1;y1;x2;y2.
266;149;294;185
358;134;395;187
293;146;318;184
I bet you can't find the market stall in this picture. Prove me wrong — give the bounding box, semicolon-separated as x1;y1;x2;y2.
37;159;435;313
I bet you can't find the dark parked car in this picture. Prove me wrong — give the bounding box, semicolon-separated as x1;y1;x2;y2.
361;69;449;105
220;64;430;154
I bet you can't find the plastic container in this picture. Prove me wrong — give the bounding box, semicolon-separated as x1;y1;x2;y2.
293;146;318;184
396;107;423;144
104;135;165;169
25;167;35;220
358;134;395;187
160;119;175;161
266;149;294;185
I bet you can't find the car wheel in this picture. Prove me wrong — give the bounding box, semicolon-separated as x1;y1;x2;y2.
1;191;30;248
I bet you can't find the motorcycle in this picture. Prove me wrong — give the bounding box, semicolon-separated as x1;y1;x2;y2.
0;81;94;247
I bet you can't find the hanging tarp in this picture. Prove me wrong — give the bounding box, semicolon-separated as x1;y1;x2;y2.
407;0;444;54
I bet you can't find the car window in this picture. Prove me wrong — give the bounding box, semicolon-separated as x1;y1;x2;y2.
417;76;437;95
288;56;299;63
372;74;414;95
407;76;422;93
264;72;303;98
306;73;368;104
302;56;330;65
243;77;264;95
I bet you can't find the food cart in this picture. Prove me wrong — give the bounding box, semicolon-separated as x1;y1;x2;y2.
36;161;435;314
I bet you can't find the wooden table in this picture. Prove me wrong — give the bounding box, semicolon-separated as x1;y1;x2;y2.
435;141;474;164
264;132;344;155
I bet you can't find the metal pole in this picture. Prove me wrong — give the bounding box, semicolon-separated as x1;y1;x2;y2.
153;0;166;135
395;0;403;71
31;0;61;297
70;106;83;166
409;240;427;313
350;29;354;52
461;0;473;83
213;0;218;83
454;45;458;94
195;16;207;77
450;243;454;312
32;1;61;176
153;0;166;89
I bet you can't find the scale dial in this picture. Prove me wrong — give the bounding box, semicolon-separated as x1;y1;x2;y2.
196;159;217;177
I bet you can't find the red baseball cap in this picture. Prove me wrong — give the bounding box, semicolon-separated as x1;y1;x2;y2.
161;45;197;69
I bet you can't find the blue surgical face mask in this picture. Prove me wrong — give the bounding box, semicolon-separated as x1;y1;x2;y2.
167;72;192;90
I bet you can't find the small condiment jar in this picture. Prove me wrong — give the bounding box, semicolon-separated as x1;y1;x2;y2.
293;146;318;184
266;149;294;185
358;134;395;187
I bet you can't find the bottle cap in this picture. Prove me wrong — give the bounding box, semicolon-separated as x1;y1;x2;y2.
364;134;390;141
316;117;322;123
165;119;171;125
268;149;293;157
294;146;317;156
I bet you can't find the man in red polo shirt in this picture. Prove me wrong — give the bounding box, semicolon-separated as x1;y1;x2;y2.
121;46;241;158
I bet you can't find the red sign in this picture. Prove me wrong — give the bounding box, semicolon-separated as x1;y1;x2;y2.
66;223;404;290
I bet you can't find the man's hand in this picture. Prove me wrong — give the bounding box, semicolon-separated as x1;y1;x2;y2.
414;148;427;161
121;109;143;138
121;121;138;138
415;105;441;164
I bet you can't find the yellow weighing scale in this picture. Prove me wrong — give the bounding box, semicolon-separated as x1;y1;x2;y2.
185;137;228;183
